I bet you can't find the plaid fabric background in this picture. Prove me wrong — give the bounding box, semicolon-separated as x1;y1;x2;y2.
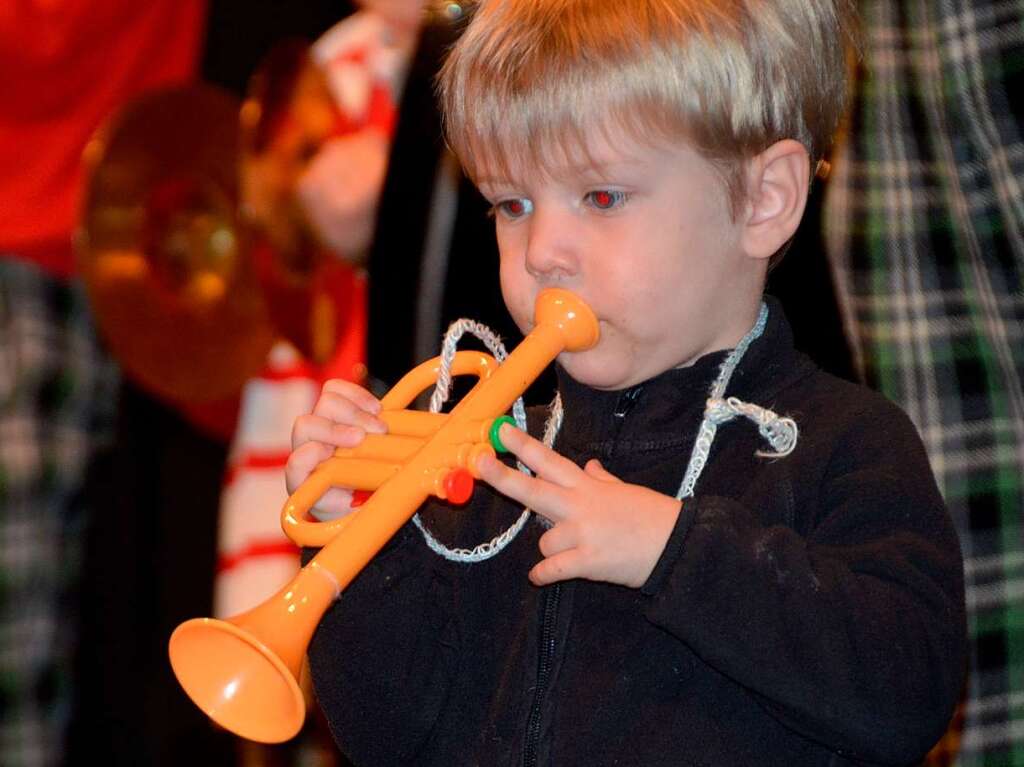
823;1;1024;764
0;258;119;767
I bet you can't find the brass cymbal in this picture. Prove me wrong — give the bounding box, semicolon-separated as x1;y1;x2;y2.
78;84;276;404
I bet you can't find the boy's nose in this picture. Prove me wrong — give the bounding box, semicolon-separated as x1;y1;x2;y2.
524;210;578;282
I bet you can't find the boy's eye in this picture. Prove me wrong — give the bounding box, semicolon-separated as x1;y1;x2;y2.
494;198;533;219
585;190;627;210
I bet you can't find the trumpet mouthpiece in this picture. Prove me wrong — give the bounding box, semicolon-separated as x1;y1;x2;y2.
534;289;600;352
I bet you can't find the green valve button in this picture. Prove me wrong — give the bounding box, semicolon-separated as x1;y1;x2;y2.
489;416;517;453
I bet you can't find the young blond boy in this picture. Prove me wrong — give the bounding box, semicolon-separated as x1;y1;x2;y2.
287;1;967;764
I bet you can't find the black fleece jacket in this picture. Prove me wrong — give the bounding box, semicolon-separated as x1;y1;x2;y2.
306;299;966;767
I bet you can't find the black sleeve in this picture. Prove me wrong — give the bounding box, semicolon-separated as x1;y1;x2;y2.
641;404;967;764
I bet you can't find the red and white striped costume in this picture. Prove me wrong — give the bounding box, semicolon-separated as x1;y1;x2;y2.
214;9;412;618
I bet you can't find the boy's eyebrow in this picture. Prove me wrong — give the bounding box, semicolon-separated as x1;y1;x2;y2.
476;158;644;189
474;175;506;188
473;139;654;190
475;177;517;198
575;160;631;179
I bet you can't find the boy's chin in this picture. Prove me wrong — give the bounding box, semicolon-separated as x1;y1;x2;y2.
557;351;635;392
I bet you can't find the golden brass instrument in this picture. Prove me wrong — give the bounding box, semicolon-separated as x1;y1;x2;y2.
168;288;599;743
77;41;361;404
77;84;276;403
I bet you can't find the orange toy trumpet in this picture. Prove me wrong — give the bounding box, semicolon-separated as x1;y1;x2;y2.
168;288;599;743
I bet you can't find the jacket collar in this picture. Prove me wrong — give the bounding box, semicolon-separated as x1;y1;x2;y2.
553;296;814;452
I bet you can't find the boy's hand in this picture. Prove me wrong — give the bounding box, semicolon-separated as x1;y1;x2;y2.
476;423;681;588
286;379;388;519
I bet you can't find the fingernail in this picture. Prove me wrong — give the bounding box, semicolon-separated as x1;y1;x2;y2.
342;424;366;442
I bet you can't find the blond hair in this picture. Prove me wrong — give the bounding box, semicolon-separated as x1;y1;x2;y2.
439;0;857;211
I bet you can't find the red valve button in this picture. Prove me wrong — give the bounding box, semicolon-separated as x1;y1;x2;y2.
351;489;373;508
444;468;475;505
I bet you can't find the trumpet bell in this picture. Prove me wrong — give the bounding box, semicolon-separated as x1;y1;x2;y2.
169;617;305;744
169;556;340;742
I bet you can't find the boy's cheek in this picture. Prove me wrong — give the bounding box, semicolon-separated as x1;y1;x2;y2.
497;275;534;335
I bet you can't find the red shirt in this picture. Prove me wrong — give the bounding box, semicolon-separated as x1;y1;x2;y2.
0;0;206;277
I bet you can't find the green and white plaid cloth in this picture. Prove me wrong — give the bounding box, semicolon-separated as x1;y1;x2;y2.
824;1;1024;764
0;258;119;767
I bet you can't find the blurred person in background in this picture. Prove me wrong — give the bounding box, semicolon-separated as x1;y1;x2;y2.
213;2;429;763
61;2;345;765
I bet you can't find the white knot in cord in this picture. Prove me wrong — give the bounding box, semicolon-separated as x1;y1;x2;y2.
704;396;799;458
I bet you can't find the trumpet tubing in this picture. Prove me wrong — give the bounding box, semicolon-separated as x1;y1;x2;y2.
169;288;599;743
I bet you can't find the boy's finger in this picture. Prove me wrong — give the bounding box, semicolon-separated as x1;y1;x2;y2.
497;423;582;487
529;549;584;586
322;379;382;414
476;453;571;523
292;415;367;451
584;458;621;483
314;392;387;434
537;524;575;558
308;487;356;521
285;440;335;493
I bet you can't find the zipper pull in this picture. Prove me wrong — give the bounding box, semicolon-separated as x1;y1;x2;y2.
613;385;644;419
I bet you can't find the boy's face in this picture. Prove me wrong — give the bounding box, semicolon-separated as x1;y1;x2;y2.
476;128;763;391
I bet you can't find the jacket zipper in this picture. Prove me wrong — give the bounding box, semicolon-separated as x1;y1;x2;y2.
521;386;641;765
608;385;644;453
522;583;561;767
613;385;644;419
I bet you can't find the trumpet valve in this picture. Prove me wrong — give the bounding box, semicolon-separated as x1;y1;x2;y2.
421;437;496;505
420;465;470;504
443;468;475;505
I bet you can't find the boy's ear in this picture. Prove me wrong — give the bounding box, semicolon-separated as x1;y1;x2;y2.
740;139;810;261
